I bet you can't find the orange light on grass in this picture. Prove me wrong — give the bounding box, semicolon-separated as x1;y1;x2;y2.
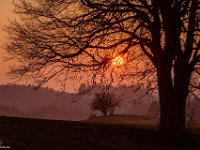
112;56;124;66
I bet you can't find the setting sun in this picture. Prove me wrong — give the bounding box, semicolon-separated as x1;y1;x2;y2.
112;56;124;66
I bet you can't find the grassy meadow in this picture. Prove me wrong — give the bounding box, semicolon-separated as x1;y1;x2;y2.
0;115;200;150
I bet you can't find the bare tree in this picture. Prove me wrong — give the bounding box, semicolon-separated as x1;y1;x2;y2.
5;0;200;135
90;93;109;116
90;92;120;116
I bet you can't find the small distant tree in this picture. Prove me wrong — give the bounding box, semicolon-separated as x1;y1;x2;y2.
90;92;120;116
108;94;121;115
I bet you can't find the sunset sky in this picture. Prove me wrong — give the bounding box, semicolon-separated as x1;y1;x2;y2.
0;0;13;85
0;0;124;93
0;0;78;92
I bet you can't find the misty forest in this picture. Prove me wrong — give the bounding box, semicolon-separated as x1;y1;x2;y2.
0;0;200;149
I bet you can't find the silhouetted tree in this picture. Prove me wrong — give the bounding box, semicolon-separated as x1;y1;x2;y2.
5;0;200;135
90;92;120;116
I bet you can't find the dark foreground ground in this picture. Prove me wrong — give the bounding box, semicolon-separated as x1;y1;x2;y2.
0;116;200;150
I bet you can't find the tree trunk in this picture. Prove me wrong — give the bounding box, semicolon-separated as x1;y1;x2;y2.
102;109;108;117
157;64;191;136
109;108;114;116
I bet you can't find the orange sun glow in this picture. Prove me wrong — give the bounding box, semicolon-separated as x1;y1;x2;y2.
112;56;124;66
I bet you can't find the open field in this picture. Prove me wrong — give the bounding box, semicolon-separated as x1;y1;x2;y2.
84;114;159;128
0;116;200;150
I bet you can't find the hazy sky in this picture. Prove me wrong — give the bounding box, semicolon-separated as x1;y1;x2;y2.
0;0;79;92
0;0;14;85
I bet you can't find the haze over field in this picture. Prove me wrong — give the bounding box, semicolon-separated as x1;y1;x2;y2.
0;84;155;120
0;84;199;122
